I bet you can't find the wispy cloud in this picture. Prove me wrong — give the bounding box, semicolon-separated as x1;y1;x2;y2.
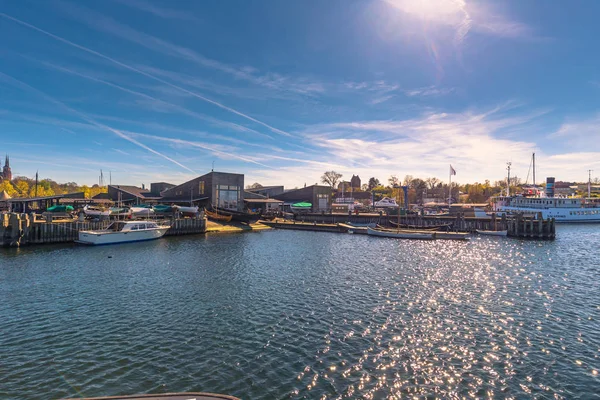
0;12;292;137
404;86;455;97
0;71;197;173
112;0;200;22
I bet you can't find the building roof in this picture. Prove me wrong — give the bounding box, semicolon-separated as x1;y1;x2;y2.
109;185;152;198
9;194;65;203
244;198;283;203
93;193;112;200
245;185;284;192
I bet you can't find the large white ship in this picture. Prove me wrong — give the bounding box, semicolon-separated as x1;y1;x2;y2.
492;176;600;223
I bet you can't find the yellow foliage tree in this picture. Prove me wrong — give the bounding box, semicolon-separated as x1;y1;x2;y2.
15;180;29;197
0;181;17;197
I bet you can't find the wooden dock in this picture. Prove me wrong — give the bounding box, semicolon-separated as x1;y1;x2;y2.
1;213;207;247
280;212;556;240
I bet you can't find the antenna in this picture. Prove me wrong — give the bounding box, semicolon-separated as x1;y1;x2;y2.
212;160;215;172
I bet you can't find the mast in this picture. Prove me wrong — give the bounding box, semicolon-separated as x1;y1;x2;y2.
532;153;536;191
506;162;511;197
589;169;593;199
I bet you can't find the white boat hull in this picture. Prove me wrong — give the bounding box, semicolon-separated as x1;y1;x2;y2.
83;206;110;217
131;207;155;217
174;206;199;214
476;230;508;237
77;227;169;245
367;227;434;240
497;206;600;223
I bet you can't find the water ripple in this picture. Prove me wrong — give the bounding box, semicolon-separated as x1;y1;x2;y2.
1;225;599;399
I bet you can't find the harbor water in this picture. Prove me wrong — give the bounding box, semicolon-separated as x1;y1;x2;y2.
1;226;599;399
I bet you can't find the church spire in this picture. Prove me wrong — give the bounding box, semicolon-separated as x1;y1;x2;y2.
5;154;9;168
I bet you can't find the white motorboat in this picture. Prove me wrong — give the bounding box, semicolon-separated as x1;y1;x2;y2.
77;221;170;245
83;205;110;217
367;226;434;240
476;229;508;237
374;197;399;208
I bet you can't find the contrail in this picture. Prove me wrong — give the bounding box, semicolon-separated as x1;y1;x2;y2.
0;71;197;173
0;12;291;137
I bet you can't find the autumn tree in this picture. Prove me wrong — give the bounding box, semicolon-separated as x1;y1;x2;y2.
425;177;440;190
388;175;399;188
321;171;343;189
0;181;17;197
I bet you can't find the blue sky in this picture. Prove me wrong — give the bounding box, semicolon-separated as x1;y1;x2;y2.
1;0;599;187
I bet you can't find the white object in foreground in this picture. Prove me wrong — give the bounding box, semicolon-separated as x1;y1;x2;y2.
476;229;508;237
77;221;170;245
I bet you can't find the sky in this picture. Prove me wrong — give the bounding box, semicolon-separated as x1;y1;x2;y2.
1;0;599;188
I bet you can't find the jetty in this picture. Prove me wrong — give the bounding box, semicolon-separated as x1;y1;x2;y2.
262;212;556;239
1;213;207;247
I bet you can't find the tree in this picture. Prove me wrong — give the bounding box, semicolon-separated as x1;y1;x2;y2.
388;175;399;188
368;177;380;190
15;180;29;197
403;175;414;187
321;171;342;189
361;183;369;191
246;182;263;189
0;181;17;197
425;177;440;190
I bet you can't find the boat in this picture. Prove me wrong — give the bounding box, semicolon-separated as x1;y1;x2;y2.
77;221;170;245
46;205;74;213
374;197;399;208
492;154;600;223
290;202;312;213
205;209;232;222
69;392;240;400
476;229;508;236
389;221;453;230
131;206;155;218
83;205;110;217
173;205;199;215
153;204;174;213
109;206;132;218
367;226;434;240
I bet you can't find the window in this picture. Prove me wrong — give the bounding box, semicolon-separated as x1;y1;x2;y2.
198;181;205;195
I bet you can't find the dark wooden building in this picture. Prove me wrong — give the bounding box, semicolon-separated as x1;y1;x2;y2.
160;171;244;211
274;185;332;212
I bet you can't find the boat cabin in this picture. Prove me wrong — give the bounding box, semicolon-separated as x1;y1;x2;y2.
107;221;161;231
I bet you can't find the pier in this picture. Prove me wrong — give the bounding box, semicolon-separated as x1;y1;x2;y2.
1;213;207;247
271;212;556;239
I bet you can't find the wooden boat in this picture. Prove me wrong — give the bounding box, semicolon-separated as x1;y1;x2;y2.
389;221;453;231
205;209;232;222
67;392;239;400
77;221;169;245
476;229;508;236
367;226;434;240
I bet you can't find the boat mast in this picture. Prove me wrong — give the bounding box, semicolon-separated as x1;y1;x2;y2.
532;153;536;191
589;169;593;199
506;162;512;197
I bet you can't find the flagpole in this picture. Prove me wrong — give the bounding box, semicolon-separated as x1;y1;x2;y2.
448;166;451;206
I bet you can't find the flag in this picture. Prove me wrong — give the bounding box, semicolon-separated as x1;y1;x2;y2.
450;165;456;176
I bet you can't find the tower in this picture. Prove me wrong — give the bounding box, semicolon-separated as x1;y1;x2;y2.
3;155;12;181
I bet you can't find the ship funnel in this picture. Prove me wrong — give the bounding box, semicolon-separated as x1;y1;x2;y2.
545;177;555;197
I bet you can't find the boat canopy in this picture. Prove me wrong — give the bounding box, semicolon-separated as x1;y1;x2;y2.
291;202;312;208
47;205;74;212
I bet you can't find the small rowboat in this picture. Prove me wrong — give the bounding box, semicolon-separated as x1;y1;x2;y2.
476;229;508;236
205;209;232;222
367;226;434;240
